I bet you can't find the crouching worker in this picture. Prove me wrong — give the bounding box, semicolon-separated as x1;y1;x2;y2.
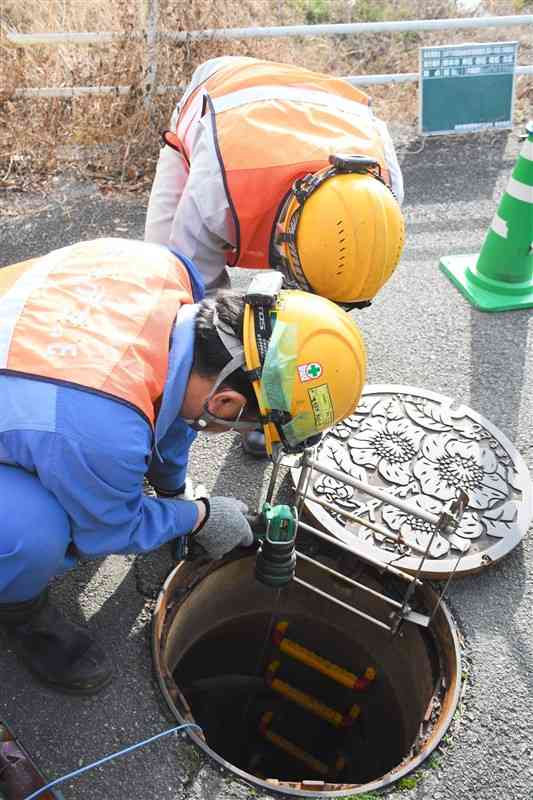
0;238;367;695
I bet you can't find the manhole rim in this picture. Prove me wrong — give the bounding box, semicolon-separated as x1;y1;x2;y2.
152;555;463;798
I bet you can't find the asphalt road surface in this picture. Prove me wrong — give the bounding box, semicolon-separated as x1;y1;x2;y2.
1;127;532;800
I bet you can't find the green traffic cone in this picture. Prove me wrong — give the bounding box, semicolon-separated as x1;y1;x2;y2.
439;121;533;312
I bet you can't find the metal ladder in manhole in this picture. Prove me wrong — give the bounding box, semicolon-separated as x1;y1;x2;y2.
251;618;376;780
245;446;470;781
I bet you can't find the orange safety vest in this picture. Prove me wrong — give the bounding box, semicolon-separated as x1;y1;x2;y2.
164;57;391;270
0;239;194;426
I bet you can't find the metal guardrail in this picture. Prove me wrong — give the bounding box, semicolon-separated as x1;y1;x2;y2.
6;14;533;46
5;13;533;102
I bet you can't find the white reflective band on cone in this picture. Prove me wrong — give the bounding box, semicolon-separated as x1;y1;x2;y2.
491;213;508;239
506;177;533;204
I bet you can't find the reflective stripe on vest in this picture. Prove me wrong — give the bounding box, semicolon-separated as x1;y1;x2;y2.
174;59;390;269
0;239;194;426
210;85;374;121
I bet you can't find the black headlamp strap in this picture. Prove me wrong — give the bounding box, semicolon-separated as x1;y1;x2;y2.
245;272;284;369
251;304;272;365
243;273;291;443
291;154;386;211
292;166;336;206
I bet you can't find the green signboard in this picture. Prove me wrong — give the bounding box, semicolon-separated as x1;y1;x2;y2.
420;41;518;136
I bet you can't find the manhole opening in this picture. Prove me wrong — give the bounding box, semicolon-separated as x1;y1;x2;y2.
154;555;461;796
175;611;423;783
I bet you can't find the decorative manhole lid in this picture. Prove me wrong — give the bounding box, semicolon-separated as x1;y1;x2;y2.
291;385;533;578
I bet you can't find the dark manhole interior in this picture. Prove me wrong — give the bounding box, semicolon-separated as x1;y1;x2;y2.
176;612;417;784
155;555;461;796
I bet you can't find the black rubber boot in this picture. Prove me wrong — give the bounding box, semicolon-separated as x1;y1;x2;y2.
241;430;269;459
0;592;113;695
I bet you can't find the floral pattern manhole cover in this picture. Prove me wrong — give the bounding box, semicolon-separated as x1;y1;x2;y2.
292;385;533;578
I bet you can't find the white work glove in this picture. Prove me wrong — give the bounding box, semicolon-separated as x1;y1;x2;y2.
193;496;254;560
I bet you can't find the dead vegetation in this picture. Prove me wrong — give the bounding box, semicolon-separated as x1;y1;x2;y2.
0;0;531;194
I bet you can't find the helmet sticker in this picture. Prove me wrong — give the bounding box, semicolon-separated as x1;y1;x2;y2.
298;362;323;383
308;384;334;429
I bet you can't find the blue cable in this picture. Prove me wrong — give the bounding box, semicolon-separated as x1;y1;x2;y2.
23;722;203;800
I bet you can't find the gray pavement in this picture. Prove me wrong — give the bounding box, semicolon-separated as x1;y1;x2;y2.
0;127;532;800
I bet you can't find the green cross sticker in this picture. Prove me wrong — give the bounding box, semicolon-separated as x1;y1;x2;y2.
298;362;323;383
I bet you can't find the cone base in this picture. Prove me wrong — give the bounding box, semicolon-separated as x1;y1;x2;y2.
439;254;533;312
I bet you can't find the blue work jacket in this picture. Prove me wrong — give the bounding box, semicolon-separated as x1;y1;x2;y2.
0;251;205;558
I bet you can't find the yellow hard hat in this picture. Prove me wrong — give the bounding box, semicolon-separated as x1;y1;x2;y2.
273;154;405;306
242;275;367;456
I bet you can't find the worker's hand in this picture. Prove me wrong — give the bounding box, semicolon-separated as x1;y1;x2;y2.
192;496;254;560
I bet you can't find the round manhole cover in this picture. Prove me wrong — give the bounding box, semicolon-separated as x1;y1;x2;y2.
292;385;532;578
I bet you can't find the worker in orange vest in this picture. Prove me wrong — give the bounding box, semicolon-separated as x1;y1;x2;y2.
145;56;404;455
146;56;404;303
0;238;366;694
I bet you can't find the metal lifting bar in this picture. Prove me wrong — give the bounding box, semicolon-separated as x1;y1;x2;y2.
295;550;403;610
305;456;442;527
294;489;424;555
262;446;469;635
294;519;429;630
292;575;392;632
296;519;419;584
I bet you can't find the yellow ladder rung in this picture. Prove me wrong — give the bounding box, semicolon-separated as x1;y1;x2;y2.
269;675;355;728
259;714;329;776
273;622;376;690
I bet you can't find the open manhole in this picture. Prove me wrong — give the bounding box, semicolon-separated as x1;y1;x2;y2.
153;552;461;797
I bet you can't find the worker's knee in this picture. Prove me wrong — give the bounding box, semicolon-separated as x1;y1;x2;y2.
0;465;72;601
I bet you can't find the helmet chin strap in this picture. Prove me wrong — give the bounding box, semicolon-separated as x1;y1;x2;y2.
184;310;259;433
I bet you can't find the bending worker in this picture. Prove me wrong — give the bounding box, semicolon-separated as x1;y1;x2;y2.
145;56;404;456
0;238;367;696
145;56;405;305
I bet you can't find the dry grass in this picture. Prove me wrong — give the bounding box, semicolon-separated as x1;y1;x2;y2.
0;0;531;192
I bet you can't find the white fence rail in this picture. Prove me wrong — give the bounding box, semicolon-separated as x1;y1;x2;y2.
5;14;533;100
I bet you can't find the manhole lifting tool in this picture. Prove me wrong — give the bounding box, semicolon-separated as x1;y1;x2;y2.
250;446;470;636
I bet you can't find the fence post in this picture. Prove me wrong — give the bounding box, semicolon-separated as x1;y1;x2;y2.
139;0;159;112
